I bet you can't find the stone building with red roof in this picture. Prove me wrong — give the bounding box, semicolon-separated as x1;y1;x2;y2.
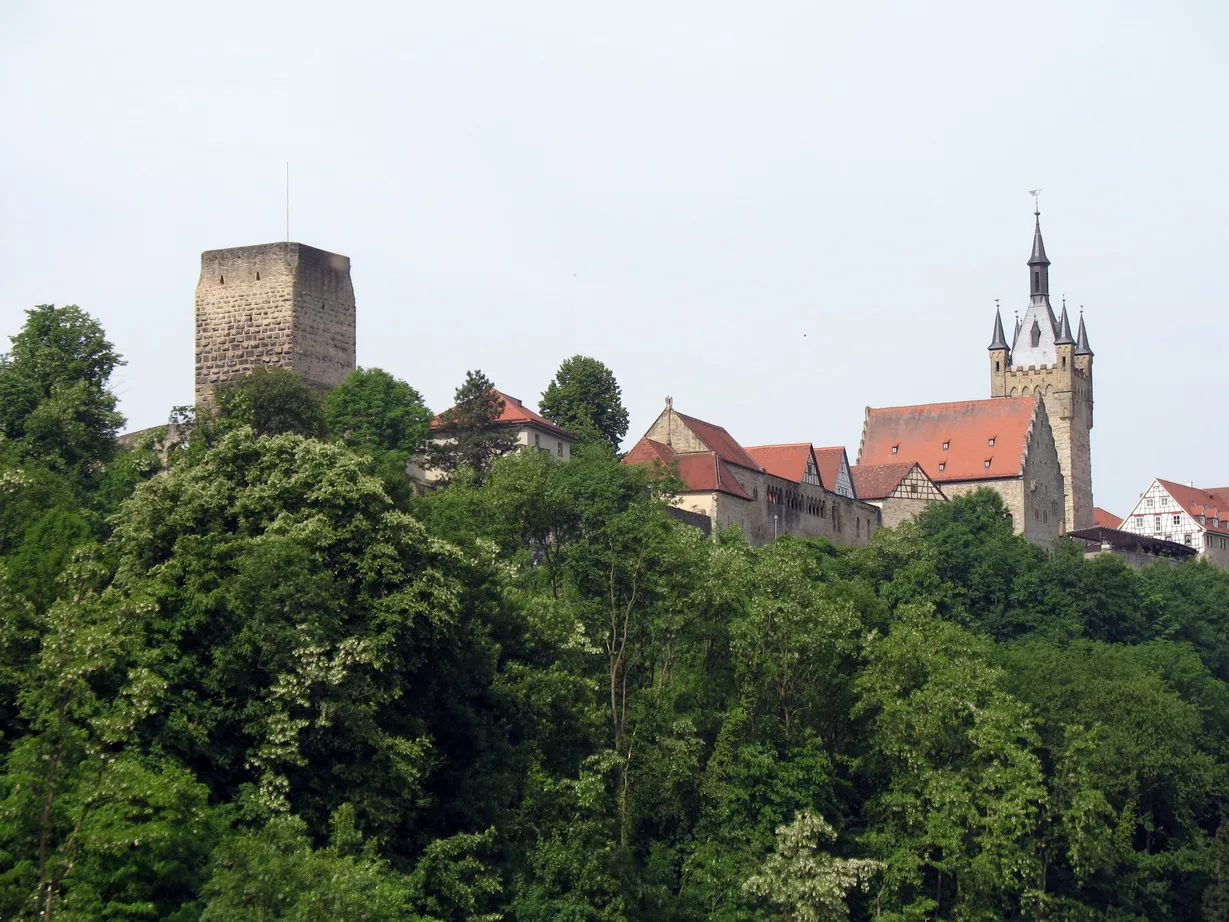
849;462;947;528
1117;479;1229;568
857;396;1065;546
409;389;576;486
623;400;880;547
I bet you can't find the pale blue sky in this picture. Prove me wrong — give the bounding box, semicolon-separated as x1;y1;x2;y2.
2;1;1226;517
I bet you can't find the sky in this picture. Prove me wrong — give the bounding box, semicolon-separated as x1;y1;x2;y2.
2;0;1226;517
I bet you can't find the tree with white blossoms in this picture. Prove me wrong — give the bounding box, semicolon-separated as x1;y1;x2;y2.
743;811;883;922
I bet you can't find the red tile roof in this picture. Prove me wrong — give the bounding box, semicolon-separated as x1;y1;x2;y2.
858;398;1038;483
744;443;818;485
622;437;752;500
1092;506;1123;529
674;412;763;471
1155;480;1229;534
432;389;573;439
812;447;849;495
849;462;920;500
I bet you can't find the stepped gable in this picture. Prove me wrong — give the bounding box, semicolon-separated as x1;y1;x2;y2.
813;446;853;496
432;389;573;438
622;436;752;499
744;443;821;486
858;397;1038;482
1155;480;1229;535
1092;506;1123;529
849;462;918;500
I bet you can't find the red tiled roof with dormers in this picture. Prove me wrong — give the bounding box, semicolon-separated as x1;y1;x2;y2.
432;389;574;439
1092;507;1123;529
1155;480;1229;535
849;461;921;501
622;437;752;500
673;411;764;472
858;398;1038;483
744;443;821;486
812;447;850;496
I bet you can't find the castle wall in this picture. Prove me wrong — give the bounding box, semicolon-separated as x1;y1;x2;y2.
990;354;1093;533
671;467;879;548
195;242;355;404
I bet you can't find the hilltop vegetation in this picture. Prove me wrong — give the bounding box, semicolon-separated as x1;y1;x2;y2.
1;306;1228;921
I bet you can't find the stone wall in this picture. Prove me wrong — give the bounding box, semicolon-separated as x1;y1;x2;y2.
874;495;936;528
989;345;1094;532
195;242;355;404
671;466;880;548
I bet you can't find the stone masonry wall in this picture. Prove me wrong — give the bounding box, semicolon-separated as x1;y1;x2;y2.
671;467;880;548
195;242;355;404
989;348;1093;533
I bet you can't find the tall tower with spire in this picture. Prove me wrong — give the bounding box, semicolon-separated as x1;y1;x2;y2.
988;206;1094;532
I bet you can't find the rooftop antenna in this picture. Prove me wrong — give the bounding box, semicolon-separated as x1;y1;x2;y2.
1028;188;1042;214
285;162;290;241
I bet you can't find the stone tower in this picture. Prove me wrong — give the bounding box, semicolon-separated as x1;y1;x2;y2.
195;242;356;404
988;209;1094;533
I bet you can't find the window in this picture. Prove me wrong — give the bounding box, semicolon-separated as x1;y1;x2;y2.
1146;498;1154;508
984;459;992;468
891;445;898;454
1134;515;1144;527
534;433;540;448
557;441;563;457
1174;515;1181;525
938;462;946;472
1154;516;1162;531
942;441;950;451
1030;319;1041;347
910;483;918;494
1033;270;1040;291
995;361;1001;372
1185;534;1193;546
1061;356;1066;369
987;437;995;447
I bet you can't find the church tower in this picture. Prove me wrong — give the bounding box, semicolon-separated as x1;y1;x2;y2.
988;207;1094;532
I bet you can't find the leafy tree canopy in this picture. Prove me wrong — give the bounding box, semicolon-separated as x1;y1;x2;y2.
0;304;124;479
539;354;629;452
212;366;325;438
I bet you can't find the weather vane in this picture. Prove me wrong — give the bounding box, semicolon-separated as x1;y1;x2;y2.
1028;188;1042;214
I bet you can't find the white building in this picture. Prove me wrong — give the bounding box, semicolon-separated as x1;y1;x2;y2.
1117;479;1229;568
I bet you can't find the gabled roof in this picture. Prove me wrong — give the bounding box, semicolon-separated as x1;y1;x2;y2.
812;447;850;496
1155;480;1229;534
1092;506;1123;529
849;461;922;500
744;443;820;486
858;397;1039;483
673;411;763;471
432;389;574;439
622;437;752;500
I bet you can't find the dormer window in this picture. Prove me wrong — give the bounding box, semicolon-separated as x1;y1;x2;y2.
984;459;992;468
891;445;898;454
938;462;946;472
942;441;950;451
987;437;995;447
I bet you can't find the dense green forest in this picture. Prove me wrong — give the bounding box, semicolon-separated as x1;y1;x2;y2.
2;305;1228;921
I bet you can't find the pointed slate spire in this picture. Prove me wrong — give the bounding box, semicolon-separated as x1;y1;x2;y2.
1028;209;1050;266
1075;310;1093;356
1027;208;1051;301
988;308;1009;351
1055;305;1074;345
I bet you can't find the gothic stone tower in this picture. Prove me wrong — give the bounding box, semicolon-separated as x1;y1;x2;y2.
988;209;1094;533
195;242;356;404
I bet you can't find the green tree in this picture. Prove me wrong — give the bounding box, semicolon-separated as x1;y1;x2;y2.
428;370;515;484
325;367;433;457
539;355;630;452
743;811;882;922
1207;818;1229;922
212;366;325;438
0;305;124;480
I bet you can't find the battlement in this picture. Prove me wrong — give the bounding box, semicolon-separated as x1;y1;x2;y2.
195;242;356;404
